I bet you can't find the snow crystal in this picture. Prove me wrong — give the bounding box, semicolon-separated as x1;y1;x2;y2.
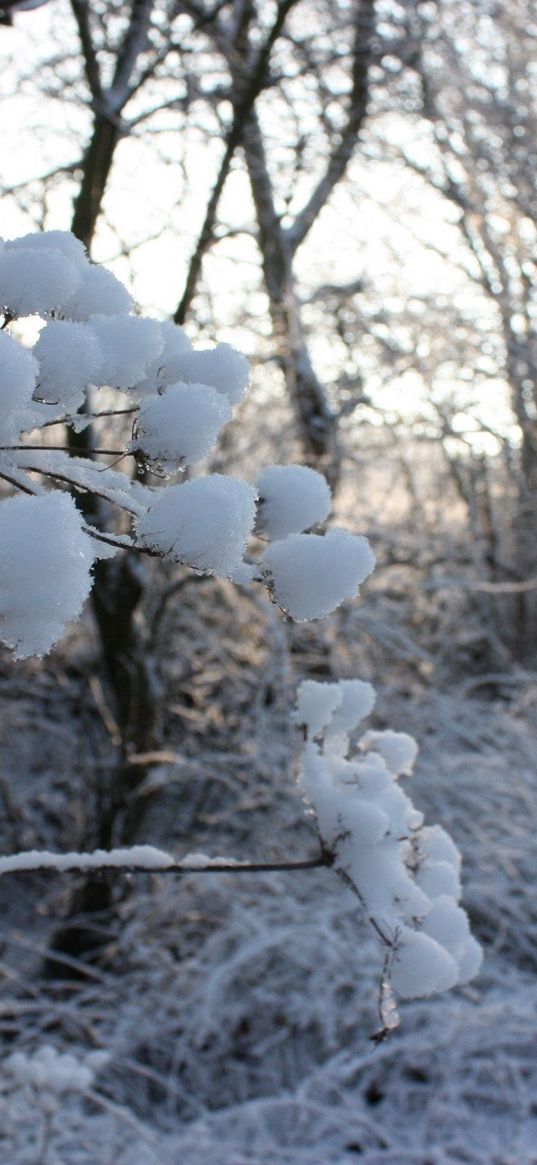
169;343;250;404
136;474;257;578
0;247;82;316
391;927;460;998
62;263;134;320
0;330;39;442
89;314;163;388
33;319;104;410
261;529;375;620
360;730;419;777
256;464;332;539
132;381;232;471
0;492;94;658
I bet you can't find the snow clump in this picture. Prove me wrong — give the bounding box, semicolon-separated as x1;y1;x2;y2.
296;679;483;1014
261;529;375;619
132;381;232;471
33;319;104;410
256;464;332;539
0;229;381;657
136;474;257;578
0;331;39;442
0;246;82;317
170;343;250;404
3;1044;107;1094
0;492;95;658
62;261;134;320
88;313;163;389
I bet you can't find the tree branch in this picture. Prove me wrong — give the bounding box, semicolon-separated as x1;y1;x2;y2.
0;845;332;877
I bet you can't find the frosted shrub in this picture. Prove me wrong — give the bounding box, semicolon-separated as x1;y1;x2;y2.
0;229;373;657
296;678;483;1031
0;230;481;1028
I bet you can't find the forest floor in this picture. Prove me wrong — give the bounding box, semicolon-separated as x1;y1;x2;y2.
1;567;537;1165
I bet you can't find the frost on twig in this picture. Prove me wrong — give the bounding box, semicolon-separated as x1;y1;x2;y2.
295;679;483;1035
0;229;375;657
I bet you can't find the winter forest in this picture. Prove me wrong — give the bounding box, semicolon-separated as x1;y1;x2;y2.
0;1;536;1162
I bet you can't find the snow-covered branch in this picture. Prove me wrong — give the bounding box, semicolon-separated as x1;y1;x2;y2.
0;845;330;877
0;229;375;658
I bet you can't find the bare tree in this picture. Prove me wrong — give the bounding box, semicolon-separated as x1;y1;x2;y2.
397;0;537;655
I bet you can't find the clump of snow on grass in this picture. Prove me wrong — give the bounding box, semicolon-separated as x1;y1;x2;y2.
256;464;332;539
132;382;232;471
172;343;250;404
136;474;257;578
296;677;482;1007
0;247;81;317
0;331;39;442
261;529;375;620
33;319;104;410
3;1045;106;1094
89;314;163;389
62;262;134;320
0;492;95;658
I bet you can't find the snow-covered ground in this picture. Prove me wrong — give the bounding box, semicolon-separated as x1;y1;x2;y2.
1;576;536;1165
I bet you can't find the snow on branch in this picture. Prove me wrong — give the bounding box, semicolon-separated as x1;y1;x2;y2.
0;230;482;1034
0;845;330;877
0;229;375;657
295;678;483;1036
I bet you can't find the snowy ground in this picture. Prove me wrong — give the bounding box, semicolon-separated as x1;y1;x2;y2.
1;576;537;1165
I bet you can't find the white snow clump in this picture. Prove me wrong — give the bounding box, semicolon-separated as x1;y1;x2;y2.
0;229;379;657
169;342;250;404
0;246;82;317
256;463;332;539
261;529;375;619
62;261;134;320
88;313;163;388
33;319;104;409
3;1044;107;1094
297;678;482;1006
0;330;39;442
0;492;95;658
132;381;232;471
136;474;257;578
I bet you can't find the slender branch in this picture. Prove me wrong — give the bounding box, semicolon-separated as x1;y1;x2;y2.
286;0;376;254
0;845;332;878
69;0;104;103
110;0;155;107
174;0;301;323
0;444;127;456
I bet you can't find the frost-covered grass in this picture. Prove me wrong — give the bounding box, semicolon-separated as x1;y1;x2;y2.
1;575;537;1163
